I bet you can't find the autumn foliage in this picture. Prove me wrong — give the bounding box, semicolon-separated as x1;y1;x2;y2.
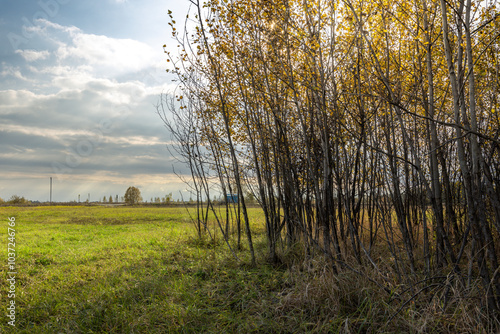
161;0;500;325
124;186;142;205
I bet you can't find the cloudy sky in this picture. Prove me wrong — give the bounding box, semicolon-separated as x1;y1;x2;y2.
0;0;192;202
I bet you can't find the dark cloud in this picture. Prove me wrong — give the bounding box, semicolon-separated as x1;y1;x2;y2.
0;129;65;151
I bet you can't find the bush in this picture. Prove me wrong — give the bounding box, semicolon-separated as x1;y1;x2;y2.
8;195;28;205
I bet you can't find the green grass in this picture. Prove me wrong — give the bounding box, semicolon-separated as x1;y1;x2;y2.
0;205;494;333
0;205;289;333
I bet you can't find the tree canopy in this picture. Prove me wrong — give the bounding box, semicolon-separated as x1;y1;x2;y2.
124;186;142;205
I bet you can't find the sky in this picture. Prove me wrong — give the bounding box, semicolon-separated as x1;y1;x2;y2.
0;0;193;202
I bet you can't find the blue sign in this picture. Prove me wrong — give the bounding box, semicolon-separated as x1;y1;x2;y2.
226;194;238;203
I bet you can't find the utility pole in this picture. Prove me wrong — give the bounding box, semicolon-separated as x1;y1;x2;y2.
50;177;52;204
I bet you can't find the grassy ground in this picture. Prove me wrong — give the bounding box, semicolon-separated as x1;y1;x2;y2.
0;205;285;333
0;205;494;333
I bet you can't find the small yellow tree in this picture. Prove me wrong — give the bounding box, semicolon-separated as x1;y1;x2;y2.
124;186;142;205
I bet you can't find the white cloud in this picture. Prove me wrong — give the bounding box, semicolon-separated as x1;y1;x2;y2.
46;22;158;76
104;135;168;146
1;123;97;142
28;19;80;38
15;49;50;62
16;19;166;92
0;89;37;108
0;65;32;82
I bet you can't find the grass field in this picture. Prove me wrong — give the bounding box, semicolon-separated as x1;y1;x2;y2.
0;205;291;333
0;205;493;333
